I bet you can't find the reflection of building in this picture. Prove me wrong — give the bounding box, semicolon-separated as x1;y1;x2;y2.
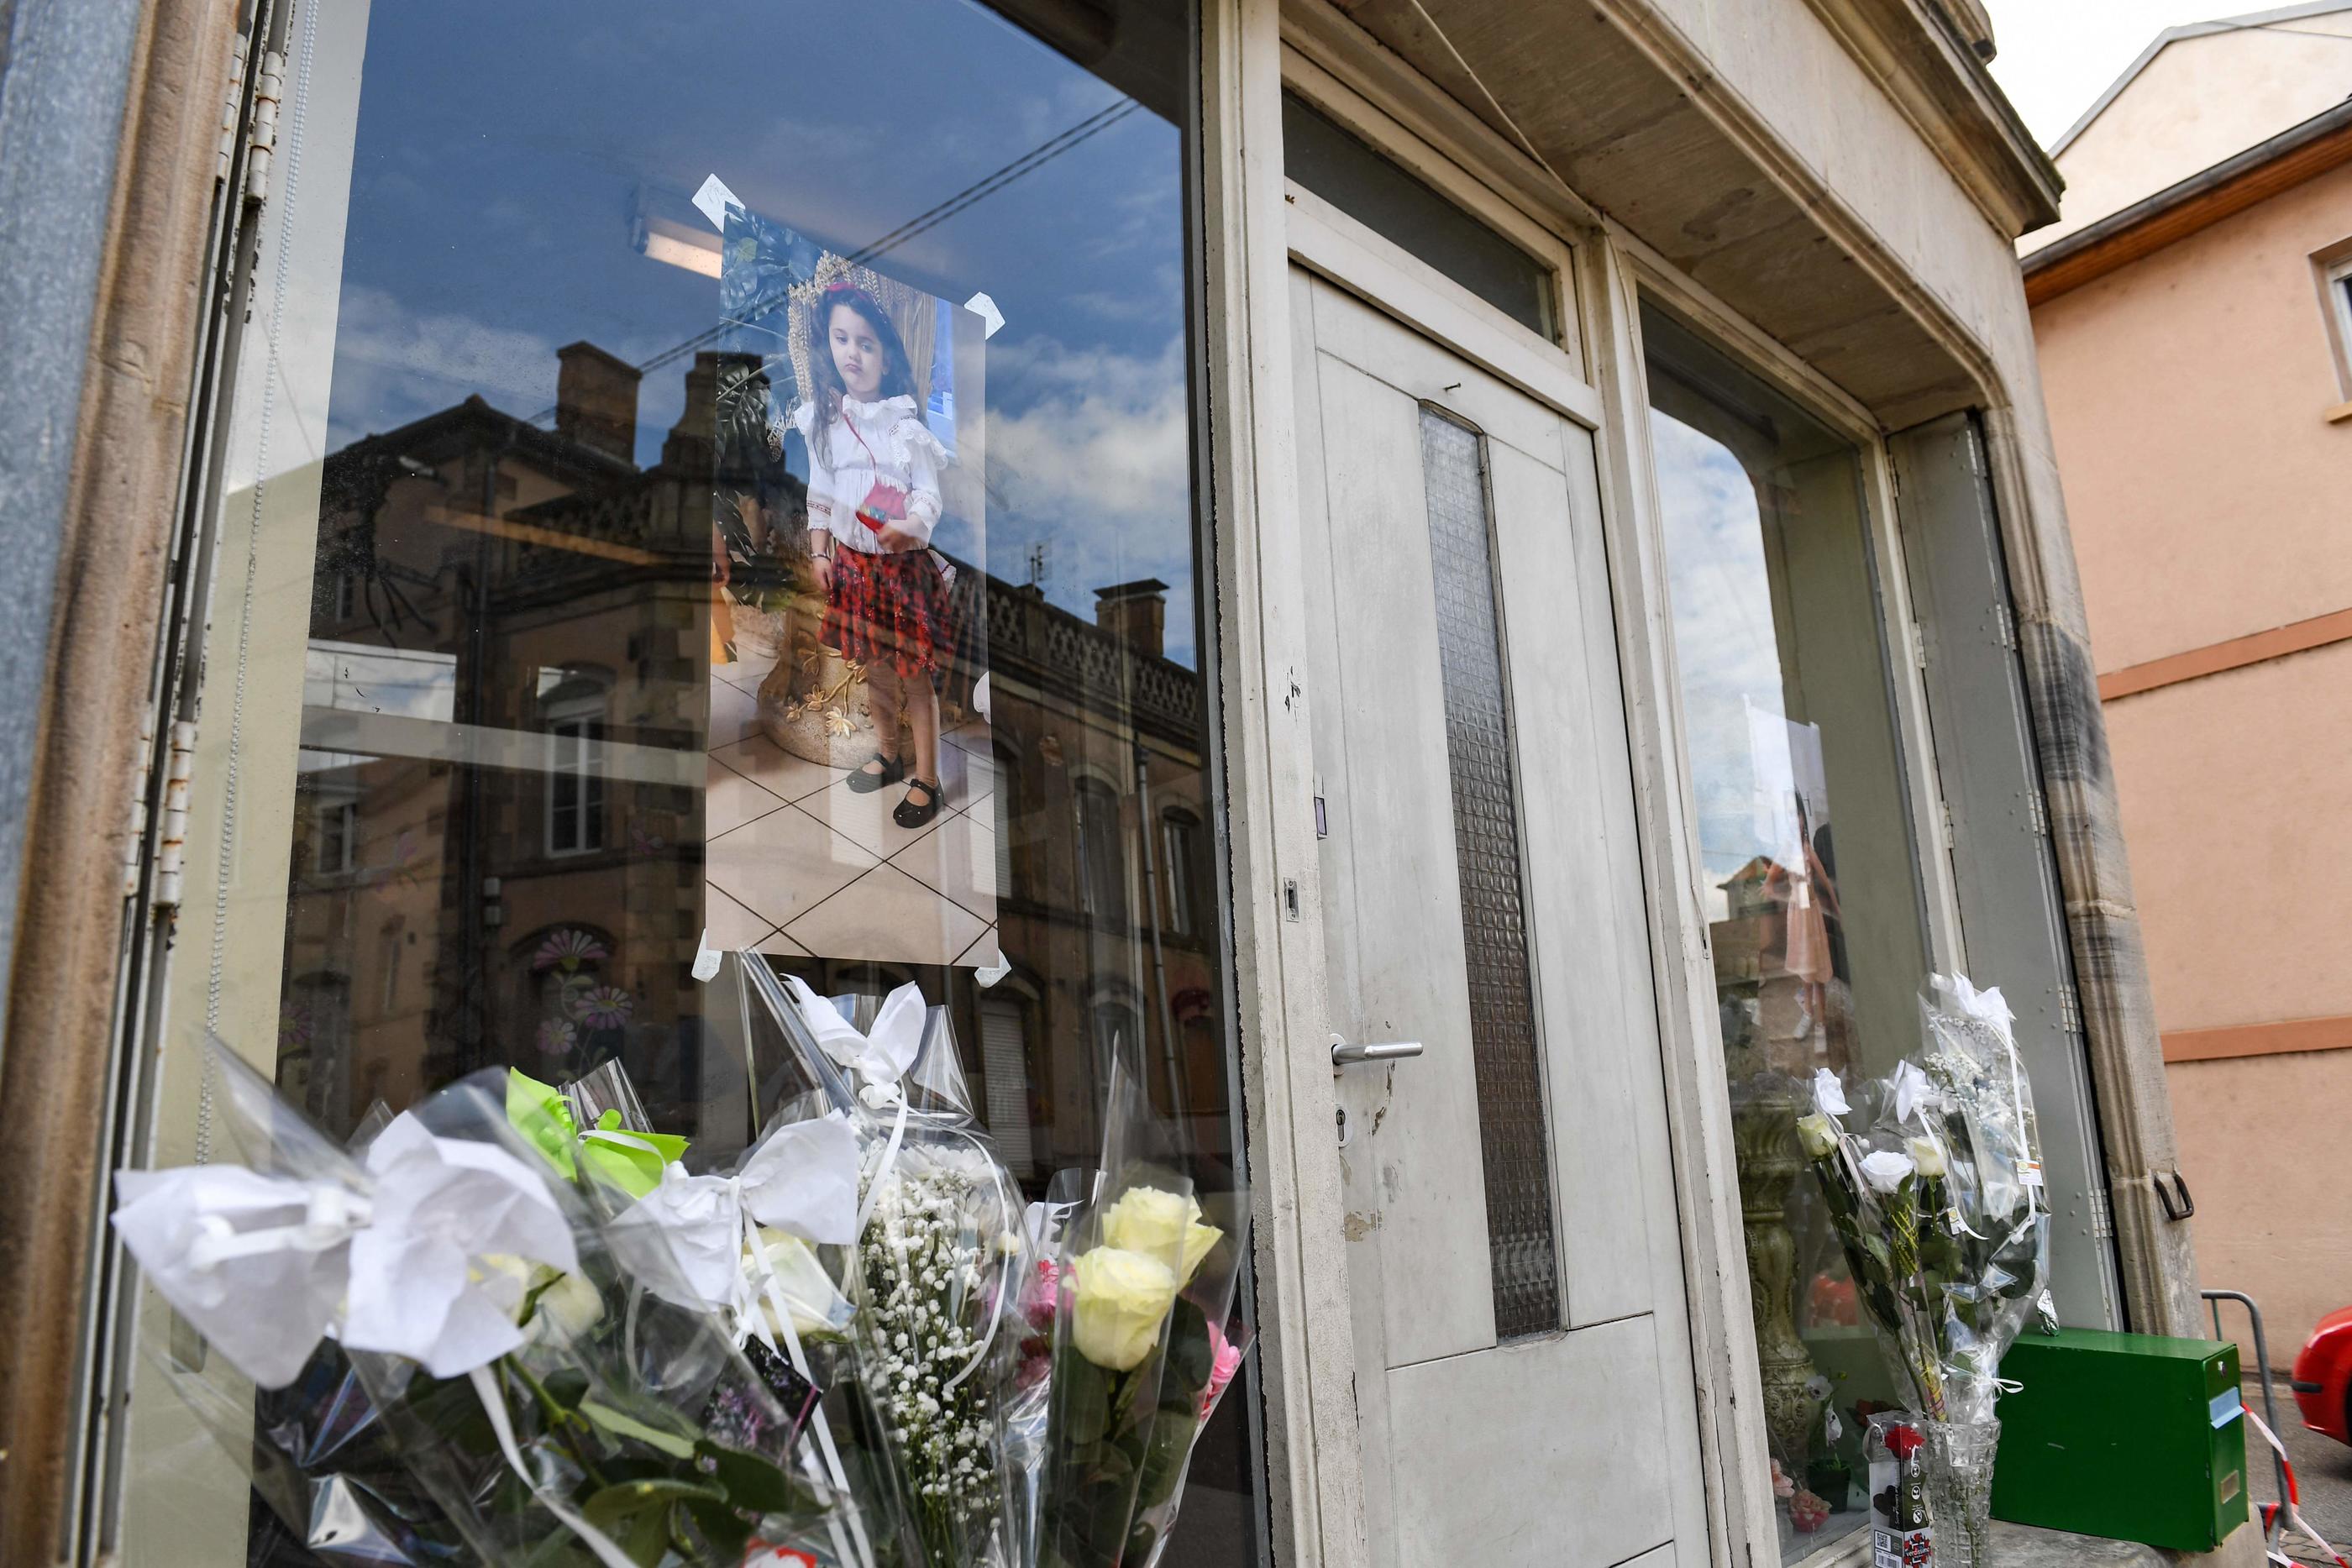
284;343;709;1126
2027;8;2352;1368
281;339;1229;1180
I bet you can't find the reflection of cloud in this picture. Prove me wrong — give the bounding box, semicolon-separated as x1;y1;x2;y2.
987;332;1199;665
1652;410;1787;898
327;286;562;445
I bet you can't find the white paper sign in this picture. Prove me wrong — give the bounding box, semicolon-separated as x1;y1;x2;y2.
693;173;740;232
963;291;1006;338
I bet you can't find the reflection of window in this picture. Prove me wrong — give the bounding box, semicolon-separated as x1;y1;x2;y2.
1645;303;1931;1564
978;997;1035;1177
545;684;608;857
1073;777;1126;926
318;798;357;873
376;922;403;1014
993;740;1024;899
1159;808;1201;936
1089;995;1145;1101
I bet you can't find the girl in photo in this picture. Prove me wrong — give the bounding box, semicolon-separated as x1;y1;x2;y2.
797;281;957;828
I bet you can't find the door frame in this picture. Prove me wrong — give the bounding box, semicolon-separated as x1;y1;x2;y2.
1208;5;2016;1565
1203;5;1799;1563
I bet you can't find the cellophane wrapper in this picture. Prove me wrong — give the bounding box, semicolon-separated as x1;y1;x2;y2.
1032;1166;1195;1568
336;1069;832;1565
750;958;1027;1568
141;1042;834;1567
1805;975;2050;1568
1130;1188;1252;1568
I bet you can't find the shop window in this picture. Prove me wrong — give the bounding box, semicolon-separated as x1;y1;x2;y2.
123;2;1257;1563
1642;302;1934;1562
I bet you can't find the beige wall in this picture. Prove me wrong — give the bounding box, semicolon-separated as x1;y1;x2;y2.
2034;151;2352;1361
2167;1050;2352;1363
2034;157;2352;671
2036;9;2352;251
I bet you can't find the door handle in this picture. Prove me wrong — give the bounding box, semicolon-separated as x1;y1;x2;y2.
1330;1033;1424;1070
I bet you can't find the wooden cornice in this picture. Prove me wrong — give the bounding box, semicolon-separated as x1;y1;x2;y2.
2026;102;2352;306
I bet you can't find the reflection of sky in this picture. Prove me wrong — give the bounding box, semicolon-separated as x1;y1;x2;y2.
328;0;1199;663
304;640;458;720
1651;410;1788;918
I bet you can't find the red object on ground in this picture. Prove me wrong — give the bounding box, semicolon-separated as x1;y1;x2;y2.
2293;1305;2352;1445
1788;1489;1831;1533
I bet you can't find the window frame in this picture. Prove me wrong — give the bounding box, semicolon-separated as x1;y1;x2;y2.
543;686;609;858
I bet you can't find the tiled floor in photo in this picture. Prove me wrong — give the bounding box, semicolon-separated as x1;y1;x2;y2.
705;637;1000;970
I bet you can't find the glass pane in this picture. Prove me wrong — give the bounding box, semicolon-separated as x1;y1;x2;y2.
1641;303;1932;1563
1418;406;1560;1340
125;3;1262;1565
1283;92;1558;341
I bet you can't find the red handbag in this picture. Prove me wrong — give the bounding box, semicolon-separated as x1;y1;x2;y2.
844;415;908;532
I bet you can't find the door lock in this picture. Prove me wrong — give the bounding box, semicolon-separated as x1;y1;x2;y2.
1330;1033;1424;1071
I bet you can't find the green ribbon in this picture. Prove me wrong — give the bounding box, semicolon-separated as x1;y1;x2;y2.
507;1068;688;1198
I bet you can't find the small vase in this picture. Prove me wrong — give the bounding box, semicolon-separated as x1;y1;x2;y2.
1923;1417;2000;1567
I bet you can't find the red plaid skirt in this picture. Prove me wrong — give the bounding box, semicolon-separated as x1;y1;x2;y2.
823;547;956;679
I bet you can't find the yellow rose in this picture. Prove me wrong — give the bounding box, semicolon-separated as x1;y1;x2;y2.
1100;1186;1224;1284
1069;1246;1179;1371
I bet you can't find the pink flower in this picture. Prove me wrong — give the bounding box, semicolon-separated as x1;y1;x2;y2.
1201;1321;1246;1419
569;984;635;1030
1026;1258;1064;1331
533;927;609;973
1770;1458;1795;1501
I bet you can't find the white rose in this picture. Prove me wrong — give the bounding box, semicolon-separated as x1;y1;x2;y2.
1068;1245;1180;1371
1859;1150;1916;1194
1907;1135;1947;1180
747;1228;854;1340
524;1267;606;1345
1794;1113;1840;1160
1100;1186;1224;1284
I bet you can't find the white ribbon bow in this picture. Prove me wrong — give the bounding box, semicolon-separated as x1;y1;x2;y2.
783;976;924;1107
1891;1059;1935;1124
111;1112;576;1388
1939;973;2014;1033
626;1113;858;1321
1811;1067;1851;1120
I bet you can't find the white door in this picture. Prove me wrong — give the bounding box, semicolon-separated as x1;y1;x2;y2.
1292;266;1710;1568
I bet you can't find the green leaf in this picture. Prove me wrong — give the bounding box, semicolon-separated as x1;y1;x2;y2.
1161;1298;1212;1403
696;1440;811;1515
580;1400;696;1460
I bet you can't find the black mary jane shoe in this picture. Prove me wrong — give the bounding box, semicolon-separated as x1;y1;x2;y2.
845;753;906;794
892;776;944;829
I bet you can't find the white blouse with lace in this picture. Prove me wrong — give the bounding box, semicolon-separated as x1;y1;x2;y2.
794;393;951;555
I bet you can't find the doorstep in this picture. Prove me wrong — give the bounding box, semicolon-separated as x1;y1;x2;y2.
1992;1519;2168;1565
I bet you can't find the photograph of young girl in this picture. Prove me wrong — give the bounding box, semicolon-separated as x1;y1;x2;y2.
705;239;999;972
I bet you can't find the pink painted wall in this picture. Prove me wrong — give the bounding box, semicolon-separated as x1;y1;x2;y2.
2033;157;2352;671
2033;158;2352;1364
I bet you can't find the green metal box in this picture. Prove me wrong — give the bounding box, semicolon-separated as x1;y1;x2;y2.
1990;1328;2249;1551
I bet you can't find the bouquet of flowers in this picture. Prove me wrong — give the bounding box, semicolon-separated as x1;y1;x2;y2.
115;1041;838;1567
1021;1060;1253;1568
761;966;1028;1568
1795;974;2051;1567
129;955;1257;1568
